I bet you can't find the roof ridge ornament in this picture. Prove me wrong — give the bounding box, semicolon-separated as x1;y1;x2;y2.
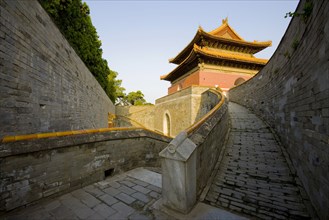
222;17;228;24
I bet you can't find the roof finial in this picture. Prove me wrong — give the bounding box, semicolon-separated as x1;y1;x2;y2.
222;17;228;24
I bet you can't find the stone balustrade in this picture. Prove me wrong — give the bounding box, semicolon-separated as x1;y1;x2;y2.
0;128;171;212
160;89;229;213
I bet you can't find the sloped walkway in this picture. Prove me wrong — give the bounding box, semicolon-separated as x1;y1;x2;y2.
2;102;314;220
204;102;311;219
3;167;245;220
3;168;168;220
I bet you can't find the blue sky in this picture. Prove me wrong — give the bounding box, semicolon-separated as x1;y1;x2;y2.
85;0;299;104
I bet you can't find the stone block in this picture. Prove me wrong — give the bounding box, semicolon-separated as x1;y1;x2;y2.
131;192;151;203
92;203;116;218
103;187;120;196
114;192;136;205
71;189;100;208
112;201;136;216
132;185;151;194
146;184;161;193
83;185;104;198
118;185;137;195
131;179;149;187
160;131;197;214
98;194;118;206
120;180;136;188
60;195;95;219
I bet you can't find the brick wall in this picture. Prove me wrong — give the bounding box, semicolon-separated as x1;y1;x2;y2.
0;129;171;213
154;86;219;136
189;97;229;197
115;105;156;130
229;1;329;219
0;0;114;139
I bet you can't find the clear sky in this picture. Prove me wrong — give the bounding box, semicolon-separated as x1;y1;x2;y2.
85;0;299;104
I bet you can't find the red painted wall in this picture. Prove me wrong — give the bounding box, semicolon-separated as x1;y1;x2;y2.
168;69;253;94
168;70;200;94
198;71;253;91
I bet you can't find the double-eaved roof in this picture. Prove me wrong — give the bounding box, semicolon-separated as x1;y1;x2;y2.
161;18;272;82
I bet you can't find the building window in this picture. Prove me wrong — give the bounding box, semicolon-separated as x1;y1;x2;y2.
163;112;171;136
234;77;246;86
177;83;182;91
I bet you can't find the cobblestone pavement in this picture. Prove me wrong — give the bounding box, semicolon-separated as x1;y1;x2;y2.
204;102;312;220
3;168;170;220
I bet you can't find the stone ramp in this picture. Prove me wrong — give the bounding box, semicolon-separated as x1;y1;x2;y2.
2;166;246;220
204;102;311;219
2;103;313;219
2;168;167;220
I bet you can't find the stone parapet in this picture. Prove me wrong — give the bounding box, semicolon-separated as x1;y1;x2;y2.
0;128;171;213
160;89;229;213
154;86;221;136
115;105;156;130
155;86;209;104
159;131;197;213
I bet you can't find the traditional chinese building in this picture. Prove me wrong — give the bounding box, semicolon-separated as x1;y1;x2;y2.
161;18;272;95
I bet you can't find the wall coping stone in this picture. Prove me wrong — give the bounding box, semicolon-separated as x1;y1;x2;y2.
159;131;197;161
0;128;171;158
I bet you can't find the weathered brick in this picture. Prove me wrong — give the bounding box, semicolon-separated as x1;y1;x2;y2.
228;3;328;217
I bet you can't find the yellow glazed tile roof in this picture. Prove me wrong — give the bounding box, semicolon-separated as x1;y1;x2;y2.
169;19;271;65
162;43;268;81
193;45;268;65
208;17;244;40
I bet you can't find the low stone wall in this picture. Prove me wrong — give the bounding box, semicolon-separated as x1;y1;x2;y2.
115;105;155;130
115;86;220;137
188;93;229;196
0;129;171;213
192;88;220;123
160;90;229;212
229;1;328;219
154;86;219;136
0;0;114;139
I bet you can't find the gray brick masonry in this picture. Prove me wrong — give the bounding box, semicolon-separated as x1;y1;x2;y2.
229;1;329;219
0;0;114;138
205;103;312;220
2;170;166;220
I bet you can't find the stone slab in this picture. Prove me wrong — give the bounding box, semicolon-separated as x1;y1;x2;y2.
127;167;162;188
152;200;248;220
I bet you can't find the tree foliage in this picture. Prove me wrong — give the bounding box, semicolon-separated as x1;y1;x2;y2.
115;90;152;106
39;0;150;105
284;0;313;23
39;0;123;102
126;91;146;106
107;70;125;102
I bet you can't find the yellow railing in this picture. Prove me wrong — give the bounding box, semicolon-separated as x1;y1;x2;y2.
1;127;143;143
2;89;224;143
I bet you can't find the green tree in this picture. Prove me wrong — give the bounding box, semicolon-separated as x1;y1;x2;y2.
39;0;150;105
39;0;118;102
126;91;147;106
107;70;126;103
115;90;151;106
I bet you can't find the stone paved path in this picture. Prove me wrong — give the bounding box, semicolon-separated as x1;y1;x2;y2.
2;102;315;220
2;167;246;220
3;168;169;220
204;102;311;220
